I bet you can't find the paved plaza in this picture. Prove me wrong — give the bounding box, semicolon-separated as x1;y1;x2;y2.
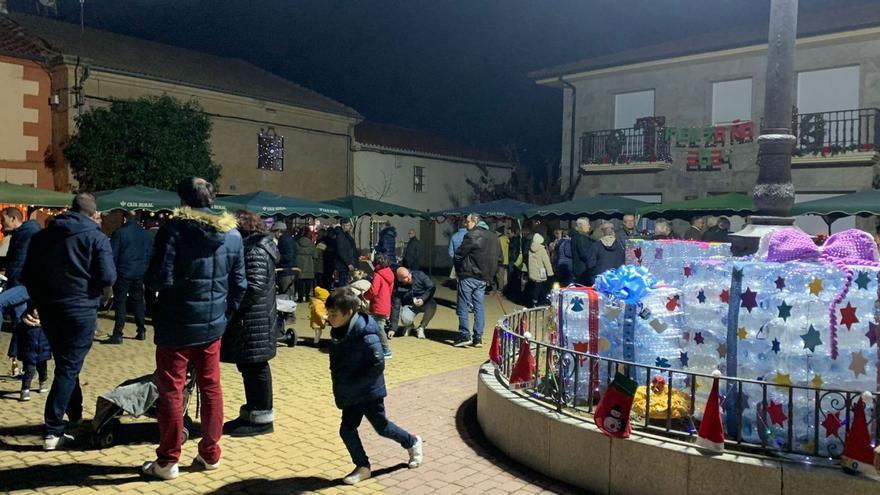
0;285;579;495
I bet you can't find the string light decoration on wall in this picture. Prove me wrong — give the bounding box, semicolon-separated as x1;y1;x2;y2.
258;127;284;171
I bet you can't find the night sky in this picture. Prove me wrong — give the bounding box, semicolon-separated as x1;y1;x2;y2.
7;0;876;182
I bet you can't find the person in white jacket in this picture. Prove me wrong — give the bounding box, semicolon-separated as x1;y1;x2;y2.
526;233;554;308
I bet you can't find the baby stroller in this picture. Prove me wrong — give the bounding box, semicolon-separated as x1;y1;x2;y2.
90;365;197;449
275;297;297;347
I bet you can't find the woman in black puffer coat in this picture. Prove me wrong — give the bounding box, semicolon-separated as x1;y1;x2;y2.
221;210;281;437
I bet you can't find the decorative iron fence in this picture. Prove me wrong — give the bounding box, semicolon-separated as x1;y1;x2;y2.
580;116;672;165
495;306;878;464
792;108;879;157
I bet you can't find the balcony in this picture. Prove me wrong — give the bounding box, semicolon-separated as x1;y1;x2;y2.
579;116;672;174
791;107;880;167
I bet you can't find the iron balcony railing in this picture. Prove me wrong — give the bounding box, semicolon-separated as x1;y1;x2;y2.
495;306;878;464
580;117;672;165
791;108;880;157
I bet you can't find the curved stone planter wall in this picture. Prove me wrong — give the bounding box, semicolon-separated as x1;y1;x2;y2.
476;363;878;495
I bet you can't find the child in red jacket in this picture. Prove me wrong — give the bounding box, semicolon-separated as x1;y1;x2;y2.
365;254;394;357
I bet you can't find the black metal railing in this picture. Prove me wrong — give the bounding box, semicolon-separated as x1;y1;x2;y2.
792;108;879;157
580;117;672;165
495;306;879;463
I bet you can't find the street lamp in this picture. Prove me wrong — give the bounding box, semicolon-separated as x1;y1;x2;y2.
729;0;799;256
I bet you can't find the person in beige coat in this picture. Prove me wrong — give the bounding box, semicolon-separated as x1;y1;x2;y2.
527;233;554;308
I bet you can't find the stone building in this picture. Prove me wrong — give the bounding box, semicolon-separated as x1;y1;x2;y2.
1;12;360;198
531;3;880;233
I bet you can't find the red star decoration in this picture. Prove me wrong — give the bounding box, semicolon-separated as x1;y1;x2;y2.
684;265;692;277
840;303;859;330
666;295;680;312
720;289;730;304
767;401;787;427
821;412;842;438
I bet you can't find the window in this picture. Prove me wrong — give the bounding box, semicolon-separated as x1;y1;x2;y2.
712;78;752;124
413;166;425;192
614;90;654;129
797;66;859;114
257;128;284;171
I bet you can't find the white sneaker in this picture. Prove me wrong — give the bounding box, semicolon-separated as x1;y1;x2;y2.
314;329;322;345
407;436;423;468
141;460;179;480
43;433;74;451
192;454;221;471
343;466;371;485
416;327;426;339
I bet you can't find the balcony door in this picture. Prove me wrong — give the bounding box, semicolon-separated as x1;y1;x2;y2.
796;66;860;148
614;90;654;130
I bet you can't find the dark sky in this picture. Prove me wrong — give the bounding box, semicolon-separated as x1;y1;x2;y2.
8;0;876;181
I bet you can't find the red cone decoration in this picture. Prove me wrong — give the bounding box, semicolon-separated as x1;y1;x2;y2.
488;325;501;366
696;370;725;453
841;392;877;477
508;333;535;390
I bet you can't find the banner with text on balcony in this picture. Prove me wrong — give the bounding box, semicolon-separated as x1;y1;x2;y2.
663;120;755;172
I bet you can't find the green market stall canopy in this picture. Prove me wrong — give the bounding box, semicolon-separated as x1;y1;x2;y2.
0;182;72;208
524;195;647;220
215;191;351;218
93;185;181;212
430;199;535;220
637;192;756;219
325;195;426;218
790;190;880;219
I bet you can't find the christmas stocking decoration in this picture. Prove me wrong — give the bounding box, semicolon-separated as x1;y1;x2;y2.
489;326;502;366
841;392;877;477
594;372;638;438
696;370;725;453
508;334;535;390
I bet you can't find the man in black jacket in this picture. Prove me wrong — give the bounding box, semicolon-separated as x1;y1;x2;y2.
272;222;297;297
141;177;246;480
570;217;594;285
453;214;501;348
326;219;357;287
1;207;40;372
389;267;436;339
402;229;420;271
106;210;152;344
22;194;116;450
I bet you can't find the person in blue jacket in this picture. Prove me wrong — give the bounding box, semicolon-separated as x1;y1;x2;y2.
327;287;423;485
375;221;397;265
105;210;152;344
447;222;467;279
22;193;116;451
1;207;40;375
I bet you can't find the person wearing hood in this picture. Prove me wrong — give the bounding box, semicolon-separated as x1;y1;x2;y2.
365;254;395;357
527;233;554;308
1;207;40;375
588;222;626;279
105;210;152;344
375;222;397;265
294;229;317;302
141;177;246;480
326;288;422;485
453;214;501;348
22;194;116;451
221;210;280;437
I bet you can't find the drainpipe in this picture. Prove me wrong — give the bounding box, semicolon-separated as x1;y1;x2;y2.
559;77;577;195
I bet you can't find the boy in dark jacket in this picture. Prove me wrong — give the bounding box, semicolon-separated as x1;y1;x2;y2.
327;288;423;485
16;308;50;402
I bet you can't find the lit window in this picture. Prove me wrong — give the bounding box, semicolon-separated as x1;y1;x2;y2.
712;78;752;124
413;166;425;193
258;127;284;171
614;90;654;129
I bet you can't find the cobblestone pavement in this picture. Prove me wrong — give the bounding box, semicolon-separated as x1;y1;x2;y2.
0;285;578;494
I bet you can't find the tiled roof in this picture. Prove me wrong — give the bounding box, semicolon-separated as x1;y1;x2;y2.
530;3;880;80
5;13;361;119
354;121;509;165
0;14;53;60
